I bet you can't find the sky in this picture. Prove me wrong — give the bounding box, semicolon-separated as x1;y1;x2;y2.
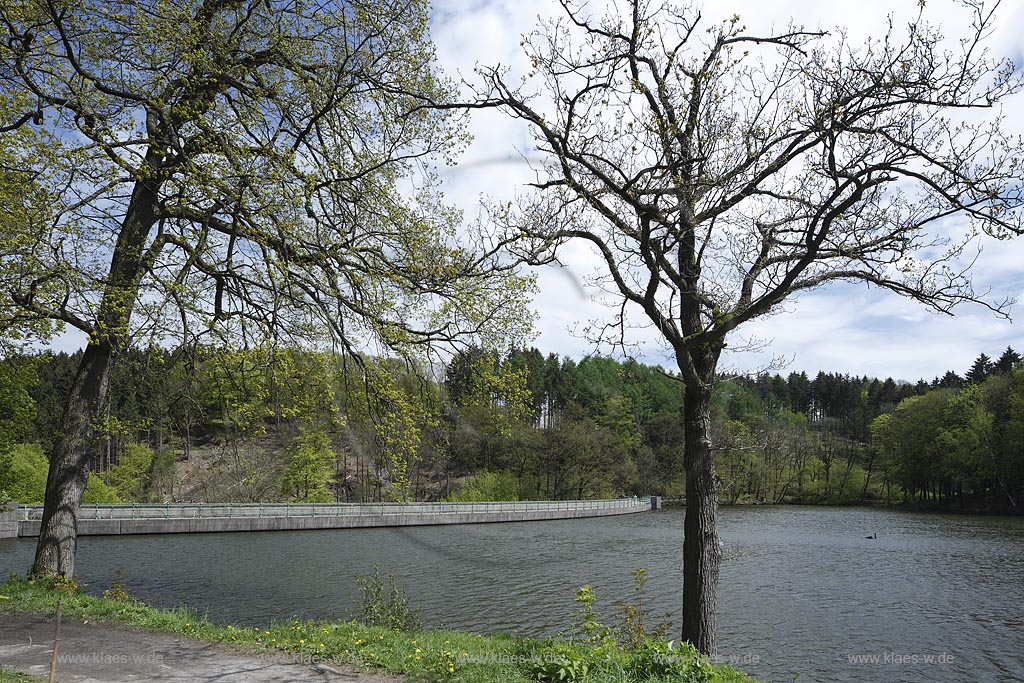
426;0;1024;384
38;0;1024;385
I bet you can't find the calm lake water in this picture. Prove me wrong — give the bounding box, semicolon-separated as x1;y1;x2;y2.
2;506;1022;682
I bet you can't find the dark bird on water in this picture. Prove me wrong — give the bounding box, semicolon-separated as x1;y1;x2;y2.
865;533;877;539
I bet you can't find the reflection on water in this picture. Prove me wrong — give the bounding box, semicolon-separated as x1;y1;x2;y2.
1;506;1022;682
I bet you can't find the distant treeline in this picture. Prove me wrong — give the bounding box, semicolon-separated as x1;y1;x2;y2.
717;347;1023;512
0;345;1021;513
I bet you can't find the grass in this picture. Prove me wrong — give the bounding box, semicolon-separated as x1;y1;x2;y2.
0;575;761;683
0;666;42;683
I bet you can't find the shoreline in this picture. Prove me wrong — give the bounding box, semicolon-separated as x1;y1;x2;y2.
658;499;1024;517
0;577;761;683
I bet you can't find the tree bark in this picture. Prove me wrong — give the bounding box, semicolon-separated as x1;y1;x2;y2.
681;378;722;657
29;177;159;578
29;342;112;578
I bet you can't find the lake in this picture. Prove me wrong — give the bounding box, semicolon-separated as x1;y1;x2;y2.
2;505;1022;682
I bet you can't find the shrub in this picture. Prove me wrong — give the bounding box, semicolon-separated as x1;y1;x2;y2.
0;444;47;503
356;565;422;632
529;569;714;683
445;470;520;502
100;442;154;501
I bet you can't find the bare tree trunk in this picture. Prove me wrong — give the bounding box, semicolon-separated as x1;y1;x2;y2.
681;380;721;657
30;342;112;578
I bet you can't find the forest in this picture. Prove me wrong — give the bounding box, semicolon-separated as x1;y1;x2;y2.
1;344;1021;514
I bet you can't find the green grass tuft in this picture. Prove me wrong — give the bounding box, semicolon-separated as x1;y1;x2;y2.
0;666;44;683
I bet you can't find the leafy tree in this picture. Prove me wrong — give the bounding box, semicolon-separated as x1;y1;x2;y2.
568;356;622;416
98;442;155;502
468;0;1022;653
600;395;643;454
868;413;898;502
1;0;529;577
989;368;1024;511
622;360;685;419
0;358;36;503
25;351;80;451
0;119;59;353
200;347;265;433
280;428;335;503
542;407;630;499
644;411;686;493
446;469;520;502
447;350;532;470
81;474;122;504
711;418;753;504
364;359;442;502
0;444;47;503
936;385;994;501
713;380;762;425
886;390;955;501
506;347;548;425
542;353;572;427
444;346;492;409
0;358;35;452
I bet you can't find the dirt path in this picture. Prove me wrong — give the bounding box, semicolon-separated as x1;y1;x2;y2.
0;612;401;682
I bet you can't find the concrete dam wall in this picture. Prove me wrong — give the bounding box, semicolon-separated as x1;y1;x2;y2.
9;498;655;538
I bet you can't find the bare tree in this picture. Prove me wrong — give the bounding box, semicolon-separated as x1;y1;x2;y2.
462;0;1023;654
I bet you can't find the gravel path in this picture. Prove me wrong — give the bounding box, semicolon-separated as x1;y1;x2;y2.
0;611;402;682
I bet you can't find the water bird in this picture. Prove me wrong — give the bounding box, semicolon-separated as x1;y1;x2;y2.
865;533;877;539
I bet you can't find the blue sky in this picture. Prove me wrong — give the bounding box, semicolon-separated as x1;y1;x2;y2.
428;0;1024;383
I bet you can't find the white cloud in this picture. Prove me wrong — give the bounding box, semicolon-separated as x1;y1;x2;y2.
732;287;1020;381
